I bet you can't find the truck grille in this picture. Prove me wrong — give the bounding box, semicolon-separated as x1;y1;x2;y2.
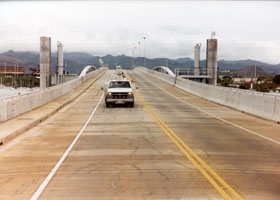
112;92;128;99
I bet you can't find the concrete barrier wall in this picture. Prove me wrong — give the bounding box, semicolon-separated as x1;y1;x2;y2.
272;96;280;122
144;68;175;85
137;67;280;123
0;67;106;122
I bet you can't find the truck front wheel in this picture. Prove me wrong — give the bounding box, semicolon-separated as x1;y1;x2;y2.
106;102;110;108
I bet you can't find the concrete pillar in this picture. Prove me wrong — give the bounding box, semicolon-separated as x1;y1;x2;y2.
206;39;218;86
194;43;201;76
57;41;64;76
40;37;51;89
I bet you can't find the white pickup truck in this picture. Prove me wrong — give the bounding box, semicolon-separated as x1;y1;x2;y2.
104;79;134;107
116;65;122;75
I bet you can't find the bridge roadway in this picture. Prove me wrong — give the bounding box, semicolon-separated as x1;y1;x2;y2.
0;69;280;199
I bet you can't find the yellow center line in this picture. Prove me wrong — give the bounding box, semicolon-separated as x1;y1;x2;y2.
125;71;243;200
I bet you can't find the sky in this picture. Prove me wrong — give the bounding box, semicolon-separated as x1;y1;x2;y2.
0;1;280;64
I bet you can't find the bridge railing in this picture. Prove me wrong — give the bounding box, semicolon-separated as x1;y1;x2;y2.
175;68;213;77
137;67;280;123
139;67;176;85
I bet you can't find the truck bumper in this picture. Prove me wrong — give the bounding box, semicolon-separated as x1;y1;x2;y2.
106;98;134;104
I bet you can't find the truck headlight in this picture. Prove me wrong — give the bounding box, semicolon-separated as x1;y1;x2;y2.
128;92;133;96
107;92;112;96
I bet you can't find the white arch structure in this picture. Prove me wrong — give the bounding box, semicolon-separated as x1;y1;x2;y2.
152;66;175;77
79;65;97;78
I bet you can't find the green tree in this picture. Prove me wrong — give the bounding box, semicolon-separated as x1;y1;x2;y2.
273;74;280;85
239;83;250;90
217;76;222;84
255;83;273;92
257;75;268;82
221;76;232;87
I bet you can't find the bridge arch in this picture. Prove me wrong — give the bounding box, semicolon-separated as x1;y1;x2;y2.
152;66;175;76
79;65;97;78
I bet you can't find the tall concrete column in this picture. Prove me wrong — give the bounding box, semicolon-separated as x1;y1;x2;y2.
206;39;218;86
194;43;201;76
40;37;51;89
57;41;64;76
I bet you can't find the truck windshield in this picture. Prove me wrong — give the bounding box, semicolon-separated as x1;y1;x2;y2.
109;81;131;88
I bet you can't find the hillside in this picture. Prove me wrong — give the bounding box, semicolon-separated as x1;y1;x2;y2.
1;51;84;74
0;54;26;65
218;59;280;74
0;50;279;75
230;65;266;77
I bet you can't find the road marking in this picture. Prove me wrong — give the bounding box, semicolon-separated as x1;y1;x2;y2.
30;93;104;200
125;70;242;200
135;90;243;200
139;70;280;146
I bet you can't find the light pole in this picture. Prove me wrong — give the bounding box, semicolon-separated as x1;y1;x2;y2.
4;62;6;77
138;41;141;66
132;45;134;67
143;37;147;67
14;64;16;87
132;44;137;68
135;46;138;66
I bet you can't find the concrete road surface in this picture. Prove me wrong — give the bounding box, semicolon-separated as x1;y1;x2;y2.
0;69;280;199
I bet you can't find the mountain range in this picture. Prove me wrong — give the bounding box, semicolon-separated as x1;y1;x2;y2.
0;50;280;75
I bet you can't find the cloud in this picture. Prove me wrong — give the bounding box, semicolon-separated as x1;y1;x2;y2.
0;1;280;64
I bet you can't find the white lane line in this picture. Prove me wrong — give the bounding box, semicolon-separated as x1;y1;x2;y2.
138;72;280;146
30;93;104;200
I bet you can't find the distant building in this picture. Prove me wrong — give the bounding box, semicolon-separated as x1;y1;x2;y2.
233;77;257;84
29;66;40;76
0;66;25;76
218;70;231;76
29;66;57;76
